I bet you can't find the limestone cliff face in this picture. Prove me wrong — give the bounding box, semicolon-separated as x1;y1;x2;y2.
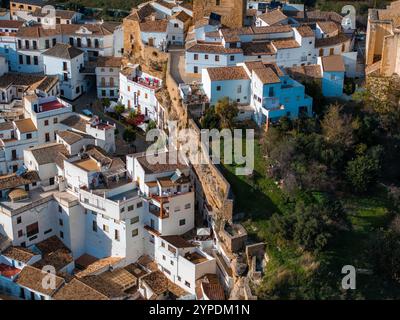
193;0;247;28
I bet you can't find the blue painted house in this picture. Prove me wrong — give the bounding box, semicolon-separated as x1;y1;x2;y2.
318;55;345;97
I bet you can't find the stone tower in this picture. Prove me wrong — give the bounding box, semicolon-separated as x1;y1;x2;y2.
193;0;247;28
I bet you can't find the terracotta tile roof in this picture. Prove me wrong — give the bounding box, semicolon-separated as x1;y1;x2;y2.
55;9;76;20
1;246;36;263
220;27;254;37
306;10;343;24
28;143;69;165
137;255;158;272
17;23;117;38
124;263;148;279
246;8;258;17
272;38;300;49
16;25;61;38
139;20;168;33
0;20;24;29
251;25;292;34
206;66;249;81
75;256;122;278
258;9;287;25
186;43;243;54
0;171;40;191
57;130;93;145
0;263;20;278
241;41;276;56
129;4;156;21
250;61;284;77
98;268;136;290
32;8;76;19
0;121;13;131
95;56;123;68
79;274;128;299
8;188;28;201
286;64;322;79
320;55;345;72
197;274;225;300
0;73;56;91
32;236;73;272
315;32;350;47
172;10;191;23
53;278;108;300
296;25;314;37
75;253;98;269
60;114;88;133
254;67;281;84
156;0;176;9
141;270;168;295
134;151;188;174
160;235;196;248
317;21;339;34
36;75;58;92
42;43;83;60
16;265;64;296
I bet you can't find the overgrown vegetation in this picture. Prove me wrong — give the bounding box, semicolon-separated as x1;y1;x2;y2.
214;80;400;298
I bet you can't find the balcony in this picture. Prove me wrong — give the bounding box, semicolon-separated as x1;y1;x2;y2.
262;97;280;110
130;76;162;90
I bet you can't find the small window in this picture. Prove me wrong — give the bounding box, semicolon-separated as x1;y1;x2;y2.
161;241;165;248
103;224;109;233
130;216;139;224
44;120;49;126
59;231;64;239
204;54;208;60
170;260;174;266
92;221;97;232
136;202;143;208
115;229;120;241
194;53;198;60
26;133;32;139
128;205;134;211
18;230;23;238
58;205;62;213
215;55;220;62
53;118;58;124
178;276;181;281
132;228;138;237
162;255;166;261
216;86;221;91
179;219;186;226
17;217;22;224
185;281;190;288
59;219;63;226
230;55;235;61
184;203;191;210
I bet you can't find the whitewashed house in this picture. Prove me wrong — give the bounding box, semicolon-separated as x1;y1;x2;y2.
95;56;122;99
119;64;162;121
42;43;85;101
0;20;24;72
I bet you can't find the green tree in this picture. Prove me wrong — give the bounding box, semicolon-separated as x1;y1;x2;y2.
215;97;238;129
321;103;358;150
146;120;157;132
345;152;381;193
200;106;220;129
370;229;400;282
123;127;136;142
114;104;125;120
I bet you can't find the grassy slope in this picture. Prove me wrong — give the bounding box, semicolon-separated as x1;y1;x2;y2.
221;136;400;299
